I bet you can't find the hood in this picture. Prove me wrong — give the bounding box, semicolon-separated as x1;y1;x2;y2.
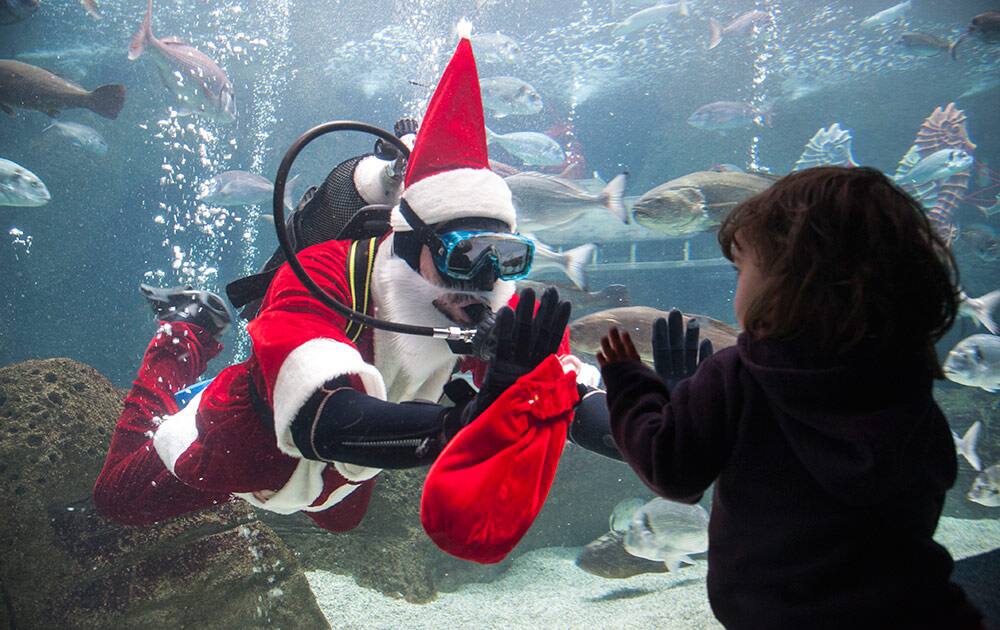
738;335;955;506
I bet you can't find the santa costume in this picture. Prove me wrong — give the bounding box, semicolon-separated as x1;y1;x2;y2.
94;28;614;562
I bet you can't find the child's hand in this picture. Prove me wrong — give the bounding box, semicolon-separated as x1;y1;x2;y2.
597;328;641;367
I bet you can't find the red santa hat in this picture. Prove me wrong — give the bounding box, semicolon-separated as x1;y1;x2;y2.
390;27;517;232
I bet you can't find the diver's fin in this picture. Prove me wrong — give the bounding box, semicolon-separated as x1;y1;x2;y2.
598;172;629;224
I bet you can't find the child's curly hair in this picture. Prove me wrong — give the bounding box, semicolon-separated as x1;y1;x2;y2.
718;166;960;375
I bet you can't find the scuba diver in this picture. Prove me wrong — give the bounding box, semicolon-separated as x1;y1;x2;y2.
93;31;622;549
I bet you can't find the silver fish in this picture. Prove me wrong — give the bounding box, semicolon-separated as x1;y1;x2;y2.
0;0;37;25
687;100;768;132
0;158;50;207
708;10;769;49
610;497;647;533
943;334;1000;393
486;127;564;167
517;280;630;314
129;0;236;124
959;289;1000;335
529;241;595;290
613;1;689;37
894;32;950;57
624;498;708;572
967;464;1000;507
505;171;628;231
860;0;911;29
41;120;107;155
480;76;542;118
200;171;299;209
894;148;973;187
474;32;522;65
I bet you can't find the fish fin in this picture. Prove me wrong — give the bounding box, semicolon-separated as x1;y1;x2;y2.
963;289;1000;334
41;123;55;134
1;104;14;116
984;386;1000;394
958;422;983;471
949;34;966;60
493;111;508;119
674;186;707;213
484;125;497;144
561;243;596;291
664;554;694;573
678;0;689;18
80;0;101;19
259;214;275;224
283;173;301;211
159;36;187;45
128;0;153;61
977;204;1000;218
88;84;126;120
708;18;722;49
599;172;629;224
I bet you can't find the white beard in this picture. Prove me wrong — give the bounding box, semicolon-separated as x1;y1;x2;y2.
370;233;515;403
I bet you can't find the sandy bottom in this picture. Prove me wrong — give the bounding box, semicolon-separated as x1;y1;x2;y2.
306;516;1000;629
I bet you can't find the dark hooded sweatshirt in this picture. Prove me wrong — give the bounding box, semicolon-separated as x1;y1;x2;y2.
601;334;982;629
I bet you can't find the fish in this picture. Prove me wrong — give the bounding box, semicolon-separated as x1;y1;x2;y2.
518;280;629;314
474;32;522;65
80;0;99;19
0;158;50;207
129;0;236;124
0;60;125;120
41;120;107;155
957;224;999;263
569;306;739;363
951;12;1000;60
708;10;769;49
200;171;299;209
894;149;973;187
894;32;950;57
967;464;1000;507
505;171;628;231
623;497;709;572
952;421;983;472
480;76;542;118
14;45;118;82
943;334;1000;393
959;289;1000;335
687;100;769;133
860;0;911;29
613;1;689;37
529;241;595;290
610;497;647;533
575;530;668;579
0;0;37;25
485;127;564;167
631;170;776;237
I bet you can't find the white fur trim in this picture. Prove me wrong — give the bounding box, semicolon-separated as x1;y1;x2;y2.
233;458;367;514
392;168;516;231
272;338;388;463
353;155;402;206
153;390;204;474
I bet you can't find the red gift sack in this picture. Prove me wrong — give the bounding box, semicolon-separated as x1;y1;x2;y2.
420;355;580;564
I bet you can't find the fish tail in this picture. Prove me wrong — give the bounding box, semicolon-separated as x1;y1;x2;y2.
484;125;497;144
959;421;983;471
963;288;1000;334
128;0;153;61
949;33;967;60
599;172;629;224
80;0;101;19
708;18;722;50
283;173;301;211
88;84;126;120
560;243;596;291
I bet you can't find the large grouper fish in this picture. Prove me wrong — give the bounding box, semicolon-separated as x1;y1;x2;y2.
0;59;125;119
129;0;236;124
569;306;739;364
630;170;778;237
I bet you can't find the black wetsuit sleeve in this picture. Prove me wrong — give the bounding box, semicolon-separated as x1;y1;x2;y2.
568;388;622;461
290;377;452;469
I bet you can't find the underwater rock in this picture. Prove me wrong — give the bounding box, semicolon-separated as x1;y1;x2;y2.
576;530;669;579
0;358;328;629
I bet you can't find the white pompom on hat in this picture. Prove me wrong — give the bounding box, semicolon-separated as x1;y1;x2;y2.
390;30;517;232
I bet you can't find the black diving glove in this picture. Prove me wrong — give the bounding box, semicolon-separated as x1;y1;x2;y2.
652;309;714;392
443;287;571;439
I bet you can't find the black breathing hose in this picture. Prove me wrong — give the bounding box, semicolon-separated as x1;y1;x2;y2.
271;120;479;343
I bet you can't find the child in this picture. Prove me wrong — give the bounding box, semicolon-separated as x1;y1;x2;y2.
597;167;983;628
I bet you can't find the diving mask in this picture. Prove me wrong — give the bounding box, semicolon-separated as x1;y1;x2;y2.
431;229;535;282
